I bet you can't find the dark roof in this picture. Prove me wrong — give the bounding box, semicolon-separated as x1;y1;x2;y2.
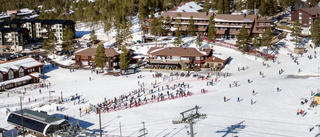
10;19;75;25
300;7;320;15
74;47;120;57
13;109;63;124
148;47;211;57
292;1;310;11
0;27;28;33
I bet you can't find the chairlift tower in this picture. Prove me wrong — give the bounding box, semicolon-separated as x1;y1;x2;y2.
172;105;207;137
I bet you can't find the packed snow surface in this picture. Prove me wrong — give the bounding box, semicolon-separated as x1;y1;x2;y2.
1;41;320;137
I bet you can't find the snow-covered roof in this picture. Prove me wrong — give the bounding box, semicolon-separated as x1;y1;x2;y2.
0;57;43;73
29;14;39;19
29;72;41;78
172;2;203;12
0;75;32;86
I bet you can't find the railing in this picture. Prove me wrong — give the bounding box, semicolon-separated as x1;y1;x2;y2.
150;59;190;63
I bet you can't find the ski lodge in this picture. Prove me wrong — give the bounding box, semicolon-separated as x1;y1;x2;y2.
0;57;43;90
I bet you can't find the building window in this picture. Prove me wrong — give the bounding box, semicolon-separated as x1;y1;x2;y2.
0;73;3;82
19;68;24;77
195;57;200;60
82;61;88;66
8;70;14;80
113;62;118;66
106;62;109;67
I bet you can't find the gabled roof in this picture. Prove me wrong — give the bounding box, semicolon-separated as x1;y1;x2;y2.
169;1;203;12
299;7;320;15
0;57;43;73
148;47;211;57
74;47;120;57
204;55;229;63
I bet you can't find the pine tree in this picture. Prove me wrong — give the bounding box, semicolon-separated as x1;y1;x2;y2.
261;27;274;53
119;46;132;69
62;28;74;51
236;25;250;52
43;32;57;54
291;20;303;47
90;29;97;42
223;0;230;14
94;44;107;69
252;36;260;49
311;19;320;47
203;0;211;13
207;15;216;41
217;0;224;14
174;13;183;47
196;34;202;47
187;16;197;36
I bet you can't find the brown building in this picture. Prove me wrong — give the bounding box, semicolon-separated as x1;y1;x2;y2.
203;55;230;70
74;47;121;68
0;57;43;90
291;7;320;28
147;47;212;69
145;11;274;39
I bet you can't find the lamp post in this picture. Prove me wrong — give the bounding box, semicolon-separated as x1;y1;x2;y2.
20;97;25;137
49;91;55;104
318;67;320;77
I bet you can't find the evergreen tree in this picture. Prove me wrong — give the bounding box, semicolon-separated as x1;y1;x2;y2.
187;16;197;36
196;34;202;47
223;0;230;14
173;13;183;47
94;44;108;69
90;29;97;42
217;0;224;14
259;0;277;17
207;15;216;41
291;20;303;47
311;19;320;47
236;26;250;52
151;17;159;37
252;36;260;49
261;27;274;53
43;32;57;54
203;0;211;13
119;46;132;69
62;28;74;51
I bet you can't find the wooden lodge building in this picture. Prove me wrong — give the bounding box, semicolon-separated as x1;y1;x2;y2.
144;9;274;39
0;57;43;90
147;47;213;69
74;47;121;68
291;7;320;28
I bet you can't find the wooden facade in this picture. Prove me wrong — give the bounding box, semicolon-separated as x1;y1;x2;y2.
0;57;43;90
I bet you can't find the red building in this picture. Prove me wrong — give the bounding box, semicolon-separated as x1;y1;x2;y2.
0;57;43;90
291;7;320;28
147;47;212;69
74;47;121;68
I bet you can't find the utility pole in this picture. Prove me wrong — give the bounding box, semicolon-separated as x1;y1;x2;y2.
119;122;122;137
61;91;63;102
172;105;206;137
99;108;102;137
142;122;145;137
20;97;25;137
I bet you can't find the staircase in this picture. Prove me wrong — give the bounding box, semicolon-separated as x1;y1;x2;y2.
178;60;189;69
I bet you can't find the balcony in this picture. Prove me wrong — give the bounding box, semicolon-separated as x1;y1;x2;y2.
150;58;190;64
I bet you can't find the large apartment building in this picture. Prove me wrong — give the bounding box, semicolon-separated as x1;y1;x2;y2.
0;27;30;51
145;12;274;39
10;19;75;41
